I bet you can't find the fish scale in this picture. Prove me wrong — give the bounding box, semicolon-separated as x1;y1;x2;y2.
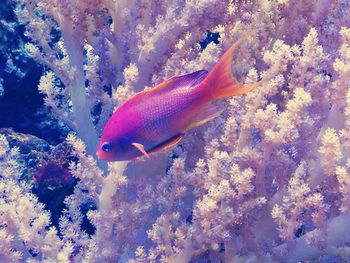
140;87;201;142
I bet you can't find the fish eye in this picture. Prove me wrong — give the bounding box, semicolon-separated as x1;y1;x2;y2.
102;142;112;152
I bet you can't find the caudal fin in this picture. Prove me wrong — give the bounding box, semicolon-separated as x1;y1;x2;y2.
203;35;265;101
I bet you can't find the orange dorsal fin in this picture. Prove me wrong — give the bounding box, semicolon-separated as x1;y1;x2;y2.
118;71;208;108
150;70;208;93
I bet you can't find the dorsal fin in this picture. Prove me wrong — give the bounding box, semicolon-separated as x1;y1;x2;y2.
151;70;208;93
117;70;208;108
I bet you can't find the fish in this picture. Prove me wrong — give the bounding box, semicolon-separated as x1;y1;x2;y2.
97;36;264;161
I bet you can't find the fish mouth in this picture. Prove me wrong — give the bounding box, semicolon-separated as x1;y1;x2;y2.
96;150;108;161
96;141;108;161
96;149;118;162
96;150;102;160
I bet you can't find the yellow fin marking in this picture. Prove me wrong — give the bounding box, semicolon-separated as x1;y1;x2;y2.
132;143;151;158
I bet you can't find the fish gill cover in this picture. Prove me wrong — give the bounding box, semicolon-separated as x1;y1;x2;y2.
0;0;350;262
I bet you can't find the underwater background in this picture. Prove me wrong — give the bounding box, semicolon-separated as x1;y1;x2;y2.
1;0;350;262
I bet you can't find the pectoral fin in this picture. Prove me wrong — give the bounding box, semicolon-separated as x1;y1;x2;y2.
132;143;150;158
183;104;223;132
148;134;184;153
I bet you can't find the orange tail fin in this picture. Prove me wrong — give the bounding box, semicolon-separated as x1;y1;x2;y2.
203;35;265;101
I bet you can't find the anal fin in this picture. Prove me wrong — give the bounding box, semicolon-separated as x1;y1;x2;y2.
148;134;184;153
184;104;223;132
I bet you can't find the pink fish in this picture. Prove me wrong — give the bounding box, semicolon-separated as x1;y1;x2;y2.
97;37;263;161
